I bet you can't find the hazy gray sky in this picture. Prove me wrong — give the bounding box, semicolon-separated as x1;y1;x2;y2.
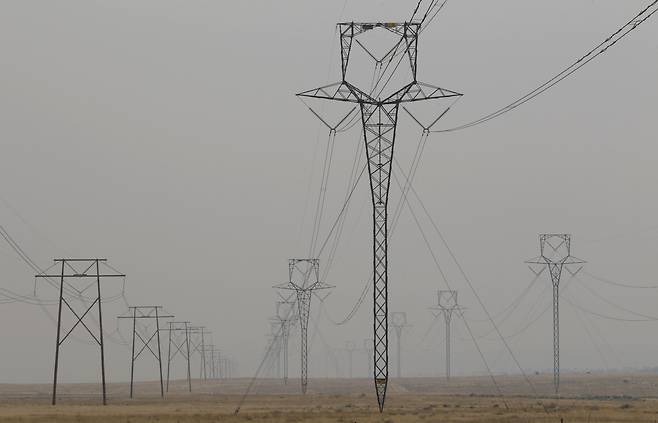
0;0;657;385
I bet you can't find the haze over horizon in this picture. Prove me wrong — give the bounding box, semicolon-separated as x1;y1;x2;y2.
0;0;657;387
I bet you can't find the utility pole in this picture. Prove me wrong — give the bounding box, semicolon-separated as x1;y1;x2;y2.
275;259;332;394
36;258;125;405
431;291;462;380
298;21;461;412
117;306;174;398
390;312;409;379
526;234;585;395
363;338;373;377
345;341;357;378
165;321;192;393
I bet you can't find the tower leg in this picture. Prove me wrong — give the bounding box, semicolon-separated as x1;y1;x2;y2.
96;261;107;405
52;260;65;406
155;308;164;398
283;324;289;384
361;102;399;412
553;284;559;395
396;328;401;378
130;307;136;398
185;324;192;393
166;324;172;392
445;313;451;380
296;289;312;394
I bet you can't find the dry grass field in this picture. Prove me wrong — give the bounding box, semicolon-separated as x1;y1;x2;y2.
1;373;658;422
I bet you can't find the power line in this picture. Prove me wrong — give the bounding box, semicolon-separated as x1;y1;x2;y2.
434;0;658;133
583;270;658;289
562;294;657;323
392;159;540;397
574;275;658;321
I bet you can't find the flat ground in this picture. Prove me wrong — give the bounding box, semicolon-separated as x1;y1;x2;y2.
1;373;658;422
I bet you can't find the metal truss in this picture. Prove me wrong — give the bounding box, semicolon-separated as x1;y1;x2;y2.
187;326;210;380
389;312;409;378
526;234;585;395
363;338;374;377
203;344;219;379
275;259;332;394
164;321;192;393
117;306;174;398
298;20;461;412
36;258;125;405
272;300;297;384
345;341;357;378
431;290;464;380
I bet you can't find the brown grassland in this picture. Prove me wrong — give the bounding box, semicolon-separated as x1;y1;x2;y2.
1;373;658;422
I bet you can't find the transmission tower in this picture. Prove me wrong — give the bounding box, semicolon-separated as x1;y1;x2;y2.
363;338;373;377
268;320;283;378
345;341;357;378
430;290;463;380
298;21;461;411
188;326;210;380
117;306;174;398
275;259;332;394
526;234;585;395
35;258;125;405
389;312;409;379
165;321;192;393
275;300;297;384
204;344;217;379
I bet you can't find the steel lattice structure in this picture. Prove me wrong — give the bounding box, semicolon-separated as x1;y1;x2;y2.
363;338;373;377
274;300;297;384
431;290;463;380
35;258;125;405
345;341;357;378
117;306;173;399
389;312;409;379
298;21;461;411
188;326;210;380
164;321;192;393
526;234;585;395
275;259;332;394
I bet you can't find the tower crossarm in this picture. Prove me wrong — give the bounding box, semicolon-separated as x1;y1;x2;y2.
297;81;375;104
383;81;462;105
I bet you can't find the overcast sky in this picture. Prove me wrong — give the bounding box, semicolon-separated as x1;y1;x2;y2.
0;0;657;386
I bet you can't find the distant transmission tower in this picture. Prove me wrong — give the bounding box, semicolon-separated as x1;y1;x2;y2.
204;344;217;379
268;320;283;378
390;312;409;379
274;300;297;384
165;321;192;393
431;290;462;380
298;21;461;411
363;338;373;377
345;341;357;378
35;258;125;405
188;326;210;380
526;234;585;395
275;259;332;394
117;306;173;398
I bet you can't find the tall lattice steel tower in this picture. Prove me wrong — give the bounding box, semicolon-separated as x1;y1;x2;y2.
431;290;462;380
526;234;585;395
345;341;357;378
274;300;297;384
298;21;461;411
390;312;409;379
363;338;373;377
275;259;332;394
